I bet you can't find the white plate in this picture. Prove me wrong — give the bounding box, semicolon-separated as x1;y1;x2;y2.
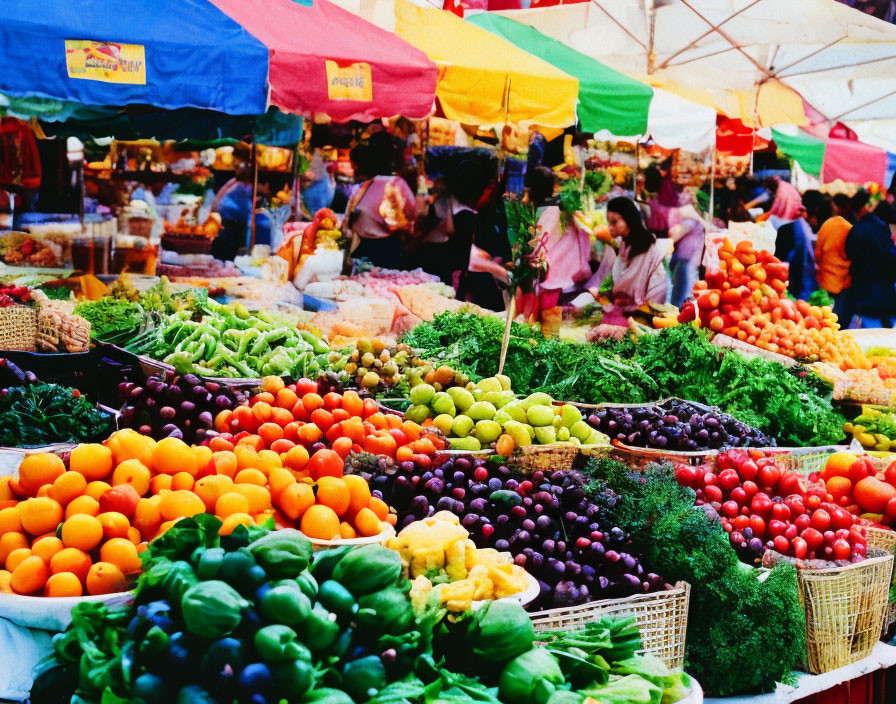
0;591;132;631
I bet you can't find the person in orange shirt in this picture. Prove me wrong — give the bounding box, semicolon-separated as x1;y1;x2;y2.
815;213;852;321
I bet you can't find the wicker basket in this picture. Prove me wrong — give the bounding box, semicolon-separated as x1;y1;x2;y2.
529;582;691;669
610;440;718;468
866;526;896;553
798;548;893;674
767;446;846;476
511;443;579;474
0;306;37;352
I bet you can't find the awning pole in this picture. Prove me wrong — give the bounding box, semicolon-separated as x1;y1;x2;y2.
250;139;258;250
708;144;717;227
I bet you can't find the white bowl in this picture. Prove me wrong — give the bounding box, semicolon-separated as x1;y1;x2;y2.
0;590;132;631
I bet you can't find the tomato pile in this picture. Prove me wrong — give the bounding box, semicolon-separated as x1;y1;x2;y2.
675;448;868;563
679;239;865;368
813;451;896;525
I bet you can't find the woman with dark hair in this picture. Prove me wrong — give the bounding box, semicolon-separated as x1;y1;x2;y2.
342;131;417;268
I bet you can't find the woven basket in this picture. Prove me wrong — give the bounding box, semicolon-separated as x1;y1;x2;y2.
610;441;718;468
511;443;579;474
529;582;690;669
798;548;893;674
0;306;37;352
866;526;896;553
765;446;846;477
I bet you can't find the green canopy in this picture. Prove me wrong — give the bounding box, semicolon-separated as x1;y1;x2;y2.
771;128;827;176
466;13;653;135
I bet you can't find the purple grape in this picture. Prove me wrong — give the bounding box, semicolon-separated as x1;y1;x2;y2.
495;539;510;550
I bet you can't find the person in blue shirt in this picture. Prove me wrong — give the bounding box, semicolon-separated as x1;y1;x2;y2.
774;190;828;301
841;201;896;328
210;168;271;260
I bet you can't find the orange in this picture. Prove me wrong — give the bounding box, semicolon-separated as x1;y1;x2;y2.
18;453;66;496
133;498;162;538
277;482;315;521
105;429;155;468
214;409;233;433
61;514;104;552
150;474;173;494
84;481;112;502
50;547;91;583
826;475;853;501
253;392;276;406
194;475;234;513
97;512;130;540
0;532;28;564
100;538;141;574
261;375;285;394
216;492;250;517
343;475;372;516
6;547;31;572
267;468;296;501
153;437;197;476
234;445;260;471
212;451;238;479
19;497;63;535
354;507;383;537
271;407;295;428
10;555;49;594
270;439;296;455
235;468;267;487
0;477;15;501
367;496;389;521
219;513;254;536
70;444;114;482
45;572;83;597
238;435;265;452
85;562;127;595
258;422;284;447
256;450;282;474
31;536;64;564
232;406;257;434
252;401;274;424
316;477;350;516
0;569;10;593
127;527;142;545
822;452;859;481
275;388;299;411
111;459;151;496
65;495;100;519
49;471;87;506
339;522;357;539
159;490;206;522
233;484;271;514
300;504;340;540
0;506;21;536
36;485;52;498
192;445;213;472
283;445;310;472
171;472;195;492
208;435;235;452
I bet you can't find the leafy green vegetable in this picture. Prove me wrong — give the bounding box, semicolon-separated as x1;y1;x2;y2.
580;674;662;704
0;383;114;447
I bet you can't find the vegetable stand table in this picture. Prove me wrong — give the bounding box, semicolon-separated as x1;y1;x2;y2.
704;642;896;704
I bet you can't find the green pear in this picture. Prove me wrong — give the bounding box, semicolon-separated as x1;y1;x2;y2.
431;392;456;417
404;405;432;423
451;415;475;438
446;386;475;413
557;427;571;442
526;405;555;427
467;401;497;421
473;420;502;445
569;420;593;442
483;390;515;409
494;410;512;426
409;383;436;406
472;388;484;400
520;392;553;410
560;404;583;428
570;436;582;445
476;377;503;393
500;401;528;424
432;414;454;436
504;421;532;448
449;436;482;451
587;430;609;445
534;426;558;444
495;374;512;391
552;415;563;429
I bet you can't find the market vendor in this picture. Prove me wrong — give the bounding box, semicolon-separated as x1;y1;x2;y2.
210;166;271;261
343;131;417;268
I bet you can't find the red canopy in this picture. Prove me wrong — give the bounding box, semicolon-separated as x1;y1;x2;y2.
210;0;437;121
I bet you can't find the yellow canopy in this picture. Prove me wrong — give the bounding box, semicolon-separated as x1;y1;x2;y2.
391;0;578;128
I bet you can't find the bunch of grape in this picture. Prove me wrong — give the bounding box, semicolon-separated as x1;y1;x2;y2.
119;373;247;443
348;454;668;608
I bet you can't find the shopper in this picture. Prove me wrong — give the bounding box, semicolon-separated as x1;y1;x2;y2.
211;167;271;261
343;132;417;269
815;209;853;318
775;190;827;300
842;201;896;327
668;205;705;308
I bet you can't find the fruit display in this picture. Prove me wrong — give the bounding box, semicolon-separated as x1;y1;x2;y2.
586;399;771;451
679;239;867;368
675;448;868;564
843;407;896;451
0;283;32;307
348;453;668;608
214;376;447;465
300;208;343;260
35;514;691;704
811;362;896;406
403;375;607;453
389;512;530;611
813;451;896;525
118;374;249;444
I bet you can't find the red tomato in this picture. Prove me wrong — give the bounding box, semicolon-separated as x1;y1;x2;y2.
675;466;696;488
794;514;811;531
742;481;759;497
768;519;787;537
718;469;740;492
705;485;724;503
733;515;750;531
884;462;896;487
730;531;746;548
810;509;831;531
832;539;852;561
886;497;896;520
801;527;824;551
773;536;790;554
831;508;854;530
722;501;739;518
730;487;748;506
738;460;759;482
703;472;719;487
853;542;868;558
784;495;806;516
791;536;808;559
295;378;319;396
778;472;808;497
749;515;766;538
771;503;792;522
757;464;782;489
848;458;873;485
751;494;772;517
784;523;798;540
306;448;344;480
807;495;822;510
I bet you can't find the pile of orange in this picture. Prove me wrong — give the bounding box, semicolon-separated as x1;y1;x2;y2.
212;377;445;467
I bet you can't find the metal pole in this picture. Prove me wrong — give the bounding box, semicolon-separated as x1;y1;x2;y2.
708;145;717;227
250;140;258;250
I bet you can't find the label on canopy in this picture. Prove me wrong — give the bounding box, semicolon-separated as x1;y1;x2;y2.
65;40;146;85
325;61;372;102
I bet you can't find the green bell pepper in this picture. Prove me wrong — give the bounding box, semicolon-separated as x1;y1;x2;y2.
181;580;249;639
275;659;316;699
300;603;340;651
254;625;312;664
342;655;387;702
318;580;357;622
331;544;402;596
296;569;319;601
248;529;312;579
260;585;312;627
197;547;225;581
